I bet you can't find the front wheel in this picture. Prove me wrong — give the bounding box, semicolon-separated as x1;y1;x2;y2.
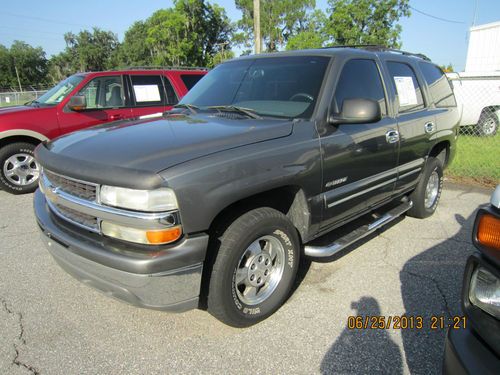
207;207;300;327
407;157;443;219
0;142;40;194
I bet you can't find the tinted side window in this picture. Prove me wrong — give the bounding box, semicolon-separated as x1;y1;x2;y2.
181;74;203;90
130;75;166;106
163;77;178;105
78;76;124;109
419;62;456;107
386;62;425;113
334;59;387;116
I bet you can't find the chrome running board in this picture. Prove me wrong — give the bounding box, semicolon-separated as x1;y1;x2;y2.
304;200;413;258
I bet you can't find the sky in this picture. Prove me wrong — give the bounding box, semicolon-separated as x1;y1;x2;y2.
0;0;499;72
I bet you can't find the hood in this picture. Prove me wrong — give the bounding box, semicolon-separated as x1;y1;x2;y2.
37;113;294;188
0;105;40;115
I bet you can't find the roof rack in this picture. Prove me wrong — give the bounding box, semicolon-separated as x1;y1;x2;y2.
322;45;431;61
114;66;210;71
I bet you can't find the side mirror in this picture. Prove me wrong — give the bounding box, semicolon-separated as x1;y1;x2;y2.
329;98;381;125
68;95;87;111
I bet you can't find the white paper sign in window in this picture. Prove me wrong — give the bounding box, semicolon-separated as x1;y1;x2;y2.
133;84;161;102
393;76;418;106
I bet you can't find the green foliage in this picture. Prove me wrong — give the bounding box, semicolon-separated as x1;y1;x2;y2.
286;10;328;50
142;0;232;67
115;21;151;67
440;64;454;73
325;0;410;48
235;0;316;51
0;41;48;88
63;28;119;71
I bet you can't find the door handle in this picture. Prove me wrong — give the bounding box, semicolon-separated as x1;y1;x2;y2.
424;122;435;134
109;114;123;121
385;130;400;144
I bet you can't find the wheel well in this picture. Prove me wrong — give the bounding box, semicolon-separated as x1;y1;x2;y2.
207;186;309;242
480;106;500;122
429;141;450;168
199;186;309;309
0;135;41;150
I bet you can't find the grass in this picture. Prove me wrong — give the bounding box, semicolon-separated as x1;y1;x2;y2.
447;134;500;186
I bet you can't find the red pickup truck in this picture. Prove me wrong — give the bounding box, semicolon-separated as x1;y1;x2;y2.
0;68;207;194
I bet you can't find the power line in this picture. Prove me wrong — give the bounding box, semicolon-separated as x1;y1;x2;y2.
409;6;465;24
0;11;91;28
0;25;64;36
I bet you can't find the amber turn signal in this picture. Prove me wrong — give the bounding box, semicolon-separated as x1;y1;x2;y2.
477;214;500;250
146;226;182;245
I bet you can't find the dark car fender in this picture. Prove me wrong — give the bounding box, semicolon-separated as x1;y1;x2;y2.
160;121;323;239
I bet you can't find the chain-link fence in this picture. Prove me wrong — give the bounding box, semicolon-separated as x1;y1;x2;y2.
0;88;48;107
446;73;499;187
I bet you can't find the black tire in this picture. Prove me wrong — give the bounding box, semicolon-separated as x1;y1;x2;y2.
207;207;300;327
0;142;40;195
407;157;443;219
477;111;498;136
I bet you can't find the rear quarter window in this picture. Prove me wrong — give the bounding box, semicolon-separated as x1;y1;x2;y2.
419;62;457;108
180;74;203;90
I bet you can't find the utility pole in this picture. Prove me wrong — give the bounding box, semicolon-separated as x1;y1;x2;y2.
253;0;261;54
14;64;22;92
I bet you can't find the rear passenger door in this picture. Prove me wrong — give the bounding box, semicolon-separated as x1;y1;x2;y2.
320;58;399;229
128;74;178;118
383;60;436;195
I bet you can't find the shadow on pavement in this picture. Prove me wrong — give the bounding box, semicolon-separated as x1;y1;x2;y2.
400;213;475;374
320;296;403;374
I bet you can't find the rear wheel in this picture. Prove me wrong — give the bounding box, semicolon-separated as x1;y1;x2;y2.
207;207;300;327
407;157;443;219
477;111;498;136
0;142;40;194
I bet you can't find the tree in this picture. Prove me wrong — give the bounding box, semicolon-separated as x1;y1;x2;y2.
324;0;410;48
286;10;328;50
63;28;119;72
144;0;232;67
115;21;152;67
8;41;48;87
47;51;75;84
0;44;12;88
235;0;316;52
440;64;454;73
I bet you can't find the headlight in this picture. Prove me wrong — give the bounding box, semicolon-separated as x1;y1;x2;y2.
469;266;500;319
101;221;182;245
100;186;178;212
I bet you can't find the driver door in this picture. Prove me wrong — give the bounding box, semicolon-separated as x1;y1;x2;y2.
57;75;132;135
320;58;399;229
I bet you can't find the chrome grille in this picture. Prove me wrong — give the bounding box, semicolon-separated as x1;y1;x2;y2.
44;170;97;201
53;203;99;232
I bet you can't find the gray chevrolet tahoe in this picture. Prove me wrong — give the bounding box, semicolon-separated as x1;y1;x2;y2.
34;46;459;327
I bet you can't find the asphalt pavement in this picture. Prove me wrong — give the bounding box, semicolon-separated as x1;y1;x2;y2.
0;182;493;374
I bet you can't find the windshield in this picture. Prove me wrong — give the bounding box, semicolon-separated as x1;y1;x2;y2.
35;75;85;105
179;56;330;119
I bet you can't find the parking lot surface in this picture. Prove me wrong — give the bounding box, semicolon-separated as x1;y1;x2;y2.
0;183;492;374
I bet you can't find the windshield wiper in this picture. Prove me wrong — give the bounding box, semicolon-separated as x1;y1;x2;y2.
173;103;199;115
207;105;262;119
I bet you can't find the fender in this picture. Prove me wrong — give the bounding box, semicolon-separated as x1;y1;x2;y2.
0;129;49;142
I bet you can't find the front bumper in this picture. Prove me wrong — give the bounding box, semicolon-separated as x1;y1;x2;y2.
443;324;499;375
35;190;209;312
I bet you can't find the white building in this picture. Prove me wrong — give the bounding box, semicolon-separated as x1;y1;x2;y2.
465;21;500;73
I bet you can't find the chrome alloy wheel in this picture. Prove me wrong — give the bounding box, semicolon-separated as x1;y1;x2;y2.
234;235;285;306
3;153;39;186
424;170;439;209
481;117;497;135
